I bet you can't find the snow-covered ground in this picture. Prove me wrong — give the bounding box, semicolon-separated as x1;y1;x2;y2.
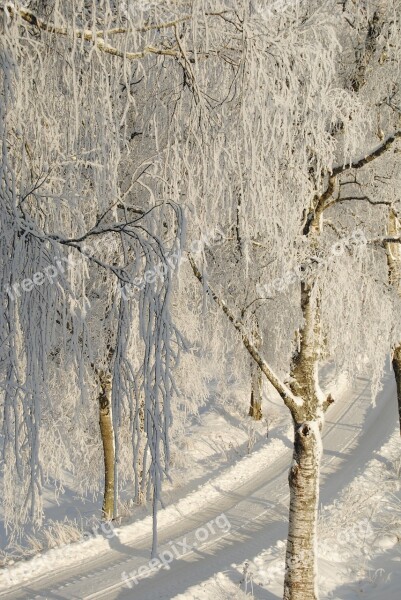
0;370;399;599
0;375;286;565
191;423;400;600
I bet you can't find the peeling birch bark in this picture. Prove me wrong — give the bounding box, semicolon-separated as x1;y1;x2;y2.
284;278;326;599
284;420;322;600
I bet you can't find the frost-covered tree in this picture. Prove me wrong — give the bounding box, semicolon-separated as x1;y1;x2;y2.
2;2;401;600
199;216;276;420
165;1;401;598
0;1;187;551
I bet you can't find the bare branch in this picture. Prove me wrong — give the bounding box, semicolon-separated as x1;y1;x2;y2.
308;131;401;229
369;235;401;247
323;195;392;211
332;131;401;177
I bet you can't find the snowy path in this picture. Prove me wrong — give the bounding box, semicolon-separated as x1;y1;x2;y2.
3;374;398;600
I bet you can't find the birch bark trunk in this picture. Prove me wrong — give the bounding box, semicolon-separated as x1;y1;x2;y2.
188;254;330;599
249;359;263;420
284;420;322;600
98;370;115;520
284;281;324;600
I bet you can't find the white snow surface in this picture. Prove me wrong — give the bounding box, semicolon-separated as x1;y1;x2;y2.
0;369;399;599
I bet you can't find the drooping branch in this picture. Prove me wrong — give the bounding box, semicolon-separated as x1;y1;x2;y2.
15;199;181;285
15;219;131;284
187;254;303;416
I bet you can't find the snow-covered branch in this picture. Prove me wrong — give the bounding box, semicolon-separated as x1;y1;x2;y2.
303;177;336;236
306;129;401;234
187;254;303;416
4;6;181;61
4;5;239;64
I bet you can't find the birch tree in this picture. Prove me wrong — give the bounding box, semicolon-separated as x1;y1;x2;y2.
167;1;401;598
2;2;401;599
0;0;186;550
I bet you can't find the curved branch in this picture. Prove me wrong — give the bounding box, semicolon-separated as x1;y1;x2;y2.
332;131;401;177
303;176;336;236
5;7;181;61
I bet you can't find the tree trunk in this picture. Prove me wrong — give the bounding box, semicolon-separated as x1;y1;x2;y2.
134;394;147;505
283;419;322;600
284;279;325;599
249;357;263;420
98;371;115;520
392;345;401;435
188;255;329;597
249;324;263;420
386;209;401;435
